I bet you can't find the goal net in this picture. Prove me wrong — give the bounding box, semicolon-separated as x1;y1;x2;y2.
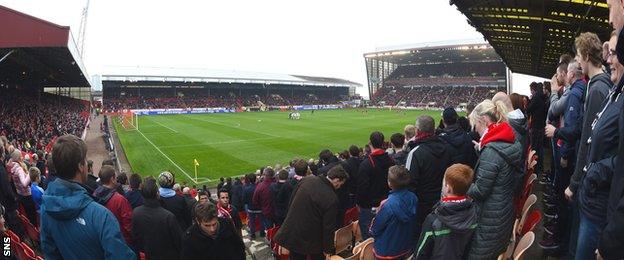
120;111;138;131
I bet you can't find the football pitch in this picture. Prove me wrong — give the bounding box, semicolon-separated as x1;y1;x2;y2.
113;109;442;185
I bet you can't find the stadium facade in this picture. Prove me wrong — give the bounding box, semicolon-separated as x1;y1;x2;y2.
364;40;509;108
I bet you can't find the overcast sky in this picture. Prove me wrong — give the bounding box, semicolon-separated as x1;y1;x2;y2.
1;0;544;97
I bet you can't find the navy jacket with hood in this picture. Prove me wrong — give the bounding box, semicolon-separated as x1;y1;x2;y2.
40;178;135;260
369;188;418;259
438;124;478;168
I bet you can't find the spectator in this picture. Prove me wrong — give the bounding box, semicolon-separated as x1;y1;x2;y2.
158;171;192;231
216;189;242;232
370;165;417;259
291;159;310;186
317;149;352;226
0;140;22;237
467;100;521;259
416;164;477;259
117;174;130;194
274;165;348;260
438;107;478;167
252;167;276;232
93;165;134;246
390;133;408;166
356;131;395;240
217;177;225;191
198;190;210;204
230;177;244;211
526;81;548;175
406;115;453;235
8;150;36;226
492;92;529;195
182;187;198;215
270;169;294;225
132;176;182;260
125;173;144;209
181;202;245;259
404;124;417;150
36;150;46;180
492;92;528;168
28;167;44;213
41;135;135;259
173;183;182;196
243;173;263;239
599;3;624;257
574;31;619;259
543;60;586;251
84;159;99;192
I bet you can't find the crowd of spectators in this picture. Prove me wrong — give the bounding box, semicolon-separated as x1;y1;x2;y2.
372;85;504;108
0;90;89;154
103;88;344;111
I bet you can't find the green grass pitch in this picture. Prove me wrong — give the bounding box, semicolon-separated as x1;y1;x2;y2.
113;109;442;185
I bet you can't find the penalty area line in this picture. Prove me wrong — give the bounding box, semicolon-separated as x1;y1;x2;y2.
151;119;179;133
137;129;211;184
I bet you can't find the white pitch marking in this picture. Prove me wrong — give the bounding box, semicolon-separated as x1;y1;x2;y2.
136;129;211;183
159;136;277;149
151;118;179;133
184;115;280;138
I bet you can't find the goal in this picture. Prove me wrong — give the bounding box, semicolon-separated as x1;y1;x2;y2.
120;111;138;131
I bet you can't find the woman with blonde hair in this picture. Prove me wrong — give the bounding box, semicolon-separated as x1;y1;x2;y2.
467;99;522;259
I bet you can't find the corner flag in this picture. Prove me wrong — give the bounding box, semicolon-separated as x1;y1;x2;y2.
193;159;200;182
194;159;200;166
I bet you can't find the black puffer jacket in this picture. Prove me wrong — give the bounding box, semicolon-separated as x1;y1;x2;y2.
356;150;395;209
467;126;521;259
181;218;245;260
405;136;453;225
439;124;478;168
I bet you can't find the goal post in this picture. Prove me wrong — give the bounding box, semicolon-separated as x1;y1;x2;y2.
120;110;138;131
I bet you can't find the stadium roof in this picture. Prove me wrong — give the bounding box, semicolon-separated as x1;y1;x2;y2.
364;41;503;65
99;67;361;88
451;0;612;79
0;5;91;88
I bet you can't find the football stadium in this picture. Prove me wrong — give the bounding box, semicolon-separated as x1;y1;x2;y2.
1;0;623;260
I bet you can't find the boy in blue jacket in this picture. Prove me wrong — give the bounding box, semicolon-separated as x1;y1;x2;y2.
370;165;418;259
415;164;477;260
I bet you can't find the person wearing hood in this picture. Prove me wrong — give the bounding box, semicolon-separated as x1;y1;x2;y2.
438;108;478;168
158;171;192;231
40;135;135;259
467;100;522;259
93;165;134;246
415;164;477;260
370;165;418;259
405;116;453;236
356;131;395;240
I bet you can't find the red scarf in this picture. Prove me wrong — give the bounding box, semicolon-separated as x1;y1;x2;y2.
415;132;434;142
480;122;516;148
442;195;467;203
368;148;386;167
217;204;232;219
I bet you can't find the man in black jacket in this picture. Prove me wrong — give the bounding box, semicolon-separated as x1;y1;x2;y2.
346;145;361;203
274;166;347;260
406;115;453;236
317;149;353;227
438;108;478;168
526;81;548;175
270;169;293;226
356;131;395;240
181;202;245;260
158;171;192;231
132;177;182;260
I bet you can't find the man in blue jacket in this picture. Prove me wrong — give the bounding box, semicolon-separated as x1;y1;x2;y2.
370;165;418;259
40;134;135;260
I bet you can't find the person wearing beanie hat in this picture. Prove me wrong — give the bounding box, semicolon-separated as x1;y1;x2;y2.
438;107;478;168
158;171;192;231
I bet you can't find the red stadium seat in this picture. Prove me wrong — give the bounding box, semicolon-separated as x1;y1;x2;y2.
6;230;20;244
520;210;541;236
20;242;38;260
18;214;40;244
343;206;359;226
